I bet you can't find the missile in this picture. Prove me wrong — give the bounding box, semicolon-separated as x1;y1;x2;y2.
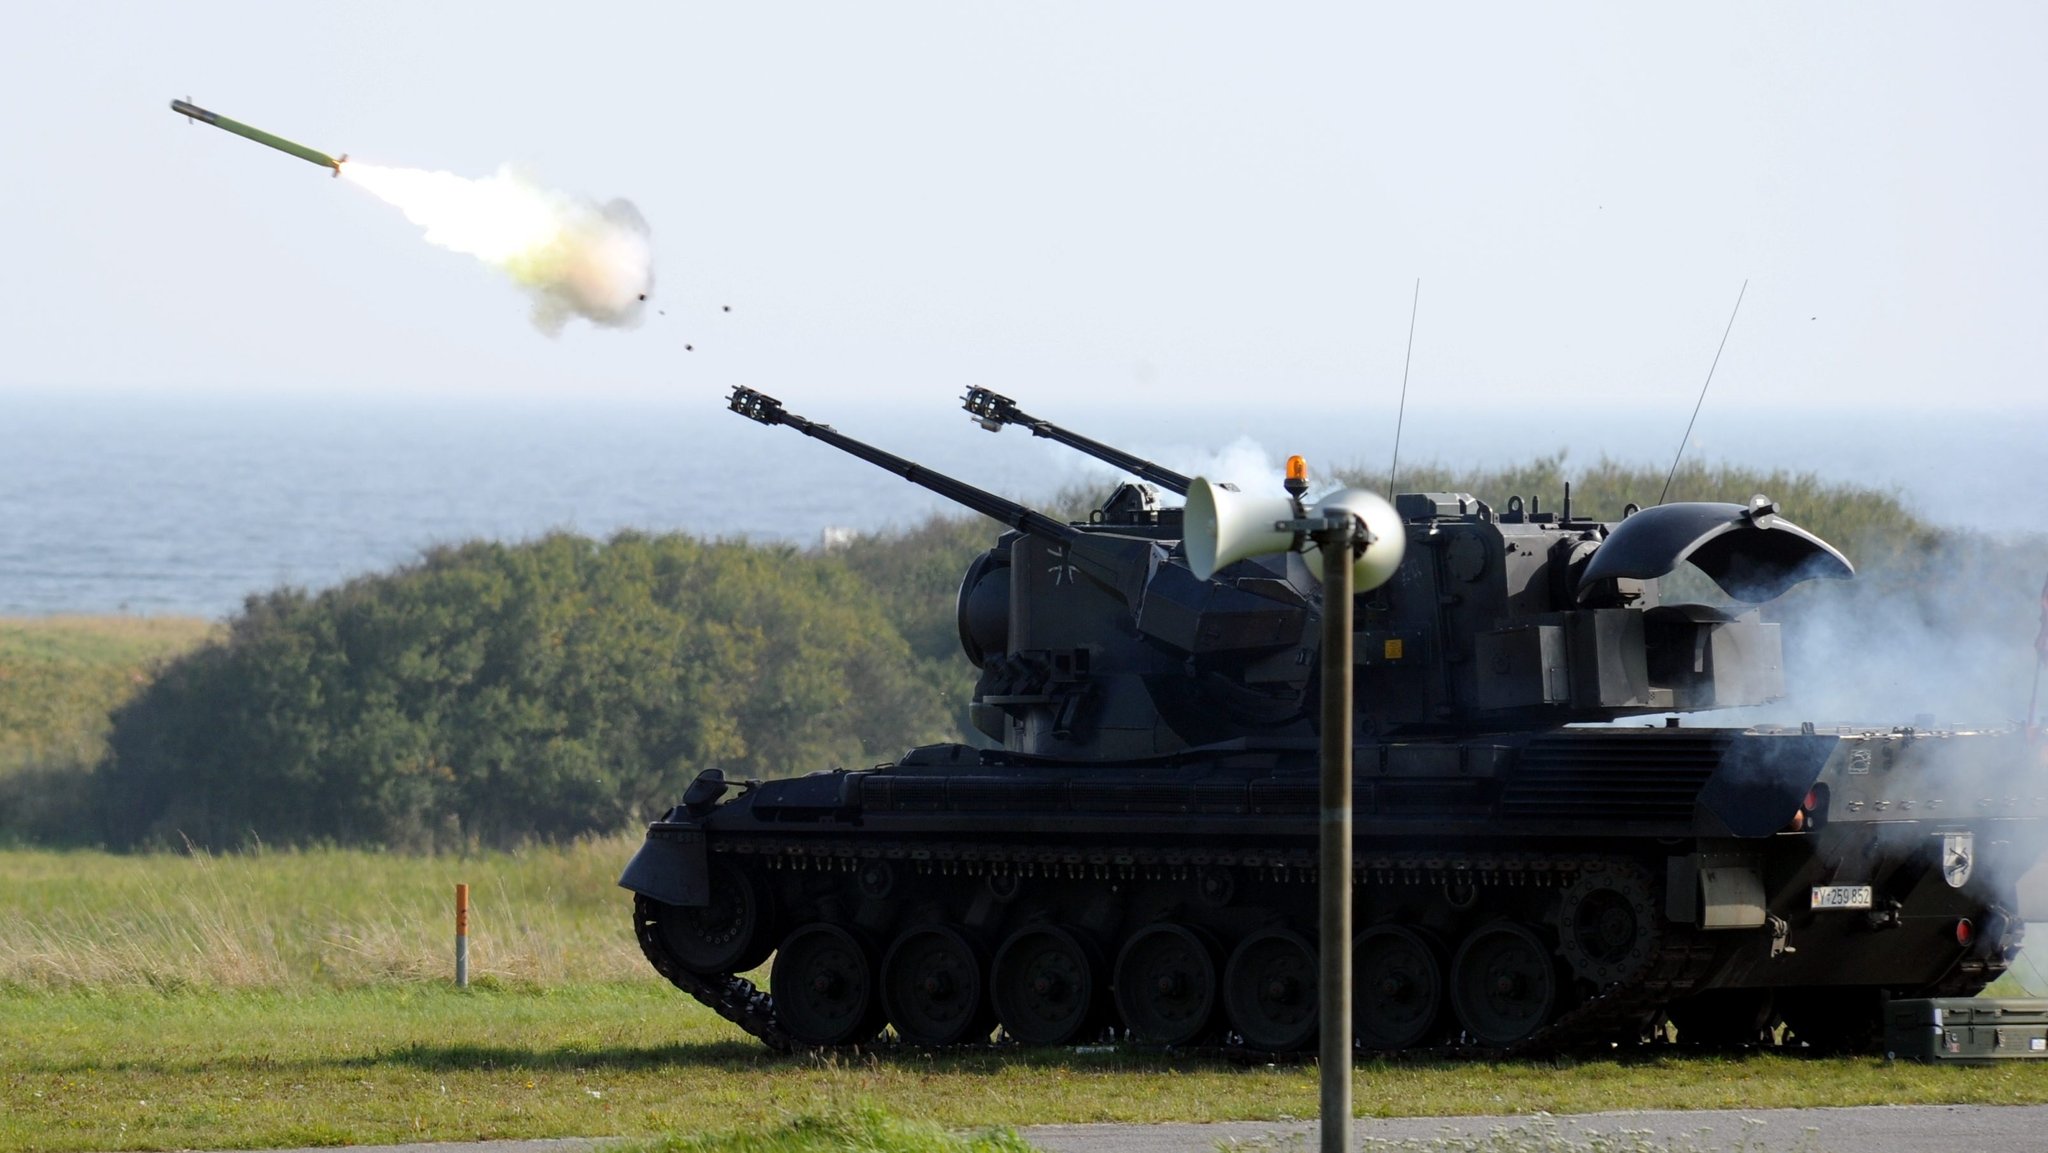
169;99;345;176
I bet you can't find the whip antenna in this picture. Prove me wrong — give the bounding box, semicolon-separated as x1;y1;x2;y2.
1387;279;1421;498
1659;279;1749;505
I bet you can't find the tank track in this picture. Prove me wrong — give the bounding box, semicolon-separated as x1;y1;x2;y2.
634;838;1723;1059
633;896;793;1052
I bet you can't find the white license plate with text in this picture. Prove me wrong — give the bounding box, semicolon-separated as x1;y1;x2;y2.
1810;885;1874;910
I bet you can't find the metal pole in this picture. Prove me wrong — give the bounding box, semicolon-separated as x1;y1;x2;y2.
455;882;470;988
1316;512;1355;1153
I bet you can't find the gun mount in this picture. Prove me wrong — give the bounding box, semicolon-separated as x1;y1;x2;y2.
624;387;2046;1060
732;386;1081;543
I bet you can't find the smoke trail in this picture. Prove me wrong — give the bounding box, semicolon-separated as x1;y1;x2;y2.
339;162;653;335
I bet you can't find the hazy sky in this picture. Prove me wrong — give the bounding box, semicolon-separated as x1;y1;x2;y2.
3;3;2043;414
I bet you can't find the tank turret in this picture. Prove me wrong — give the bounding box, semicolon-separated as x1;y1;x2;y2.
754;386;1854;757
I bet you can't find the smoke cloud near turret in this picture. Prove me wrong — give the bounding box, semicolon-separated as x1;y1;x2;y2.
1162;437;1284;499
1725;534;2048;977
1729;532;2048;729
340;162;653;335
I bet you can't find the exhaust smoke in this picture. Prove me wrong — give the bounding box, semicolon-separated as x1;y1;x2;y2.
340;161;653;335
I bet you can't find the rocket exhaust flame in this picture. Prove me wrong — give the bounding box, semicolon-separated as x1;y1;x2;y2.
167;98;652;334
339;161;654;335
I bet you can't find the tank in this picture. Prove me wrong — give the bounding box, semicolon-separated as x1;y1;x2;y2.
619;385;2048;1054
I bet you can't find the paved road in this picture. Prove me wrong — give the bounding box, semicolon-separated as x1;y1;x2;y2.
1025;1104;2048;1152
183;1105;2048;1153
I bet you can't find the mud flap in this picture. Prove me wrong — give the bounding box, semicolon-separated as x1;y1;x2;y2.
617;826;709;907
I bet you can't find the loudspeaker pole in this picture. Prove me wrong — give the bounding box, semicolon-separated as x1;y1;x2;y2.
1184;465;1402;1153
1314;508;1357;1153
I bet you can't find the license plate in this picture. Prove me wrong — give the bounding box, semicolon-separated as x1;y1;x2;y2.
1811;885;1873;910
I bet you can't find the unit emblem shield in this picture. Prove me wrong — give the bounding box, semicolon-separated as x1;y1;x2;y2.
1941;832;1974;889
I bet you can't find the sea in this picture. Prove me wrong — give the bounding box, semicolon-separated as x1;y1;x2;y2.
2;388;2043;619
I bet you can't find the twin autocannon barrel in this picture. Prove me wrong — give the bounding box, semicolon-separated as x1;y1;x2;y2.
727;386;1081;543
962;386;1193;495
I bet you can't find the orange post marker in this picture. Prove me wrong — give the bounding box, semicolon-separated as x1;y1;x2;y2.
455;882;471;987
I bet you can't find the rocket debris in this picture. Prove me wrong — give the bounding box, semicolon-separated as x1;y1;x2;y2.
170;99;345;175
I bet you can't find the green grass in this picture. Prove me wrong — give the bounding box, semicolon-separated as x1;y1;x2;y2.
0;615;215;848
10;982;2048;1152
0;616;214;776
0;838;648;990
7;843;2048;1151
631;1106;1034;1153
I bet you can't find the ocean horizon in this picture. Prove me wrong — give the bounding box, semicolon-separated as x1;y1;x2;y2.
3;387;2042;619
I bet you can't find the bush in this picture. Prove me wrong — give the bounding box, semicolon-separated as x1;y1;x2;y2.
97;532;950;851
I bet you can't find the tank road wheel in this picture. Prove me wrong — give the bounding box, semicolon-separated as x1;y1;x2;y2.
992;925;1104;1045
881;924;992;1047
1450;922;1559;1047
648;859;775;975
1354;926;1444;1051
1556;868;1656;987
771;923;883;1046
1114;924;1220;1046
1223;928;1318;1052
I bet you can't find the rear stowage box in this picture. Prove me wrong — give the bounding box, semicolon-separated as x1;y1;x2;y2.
1885;998;2048;1063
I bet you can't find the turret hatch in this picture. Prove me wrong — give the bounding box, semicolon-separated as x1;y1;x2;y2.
1579;495;1853;603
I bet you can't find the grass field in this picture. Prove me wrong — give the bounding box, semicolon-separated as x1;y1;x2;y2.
8;843;2048;1152
0;615;215;848
0;616;214;776
12;980;2048;1153
0;836;647;989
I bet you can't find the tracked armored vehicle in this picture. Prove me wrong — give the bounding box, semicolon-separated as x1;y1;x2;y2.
621;386;2048;1054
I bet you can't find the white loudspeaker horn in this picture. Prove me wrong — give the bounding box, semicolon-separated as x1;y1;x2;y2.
1302;488;1407;591
1183;478;1297;581
1183;478;1407;590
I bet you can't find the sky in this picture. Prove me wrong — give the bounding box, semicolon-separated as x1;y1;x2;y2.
1;3;2044;418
